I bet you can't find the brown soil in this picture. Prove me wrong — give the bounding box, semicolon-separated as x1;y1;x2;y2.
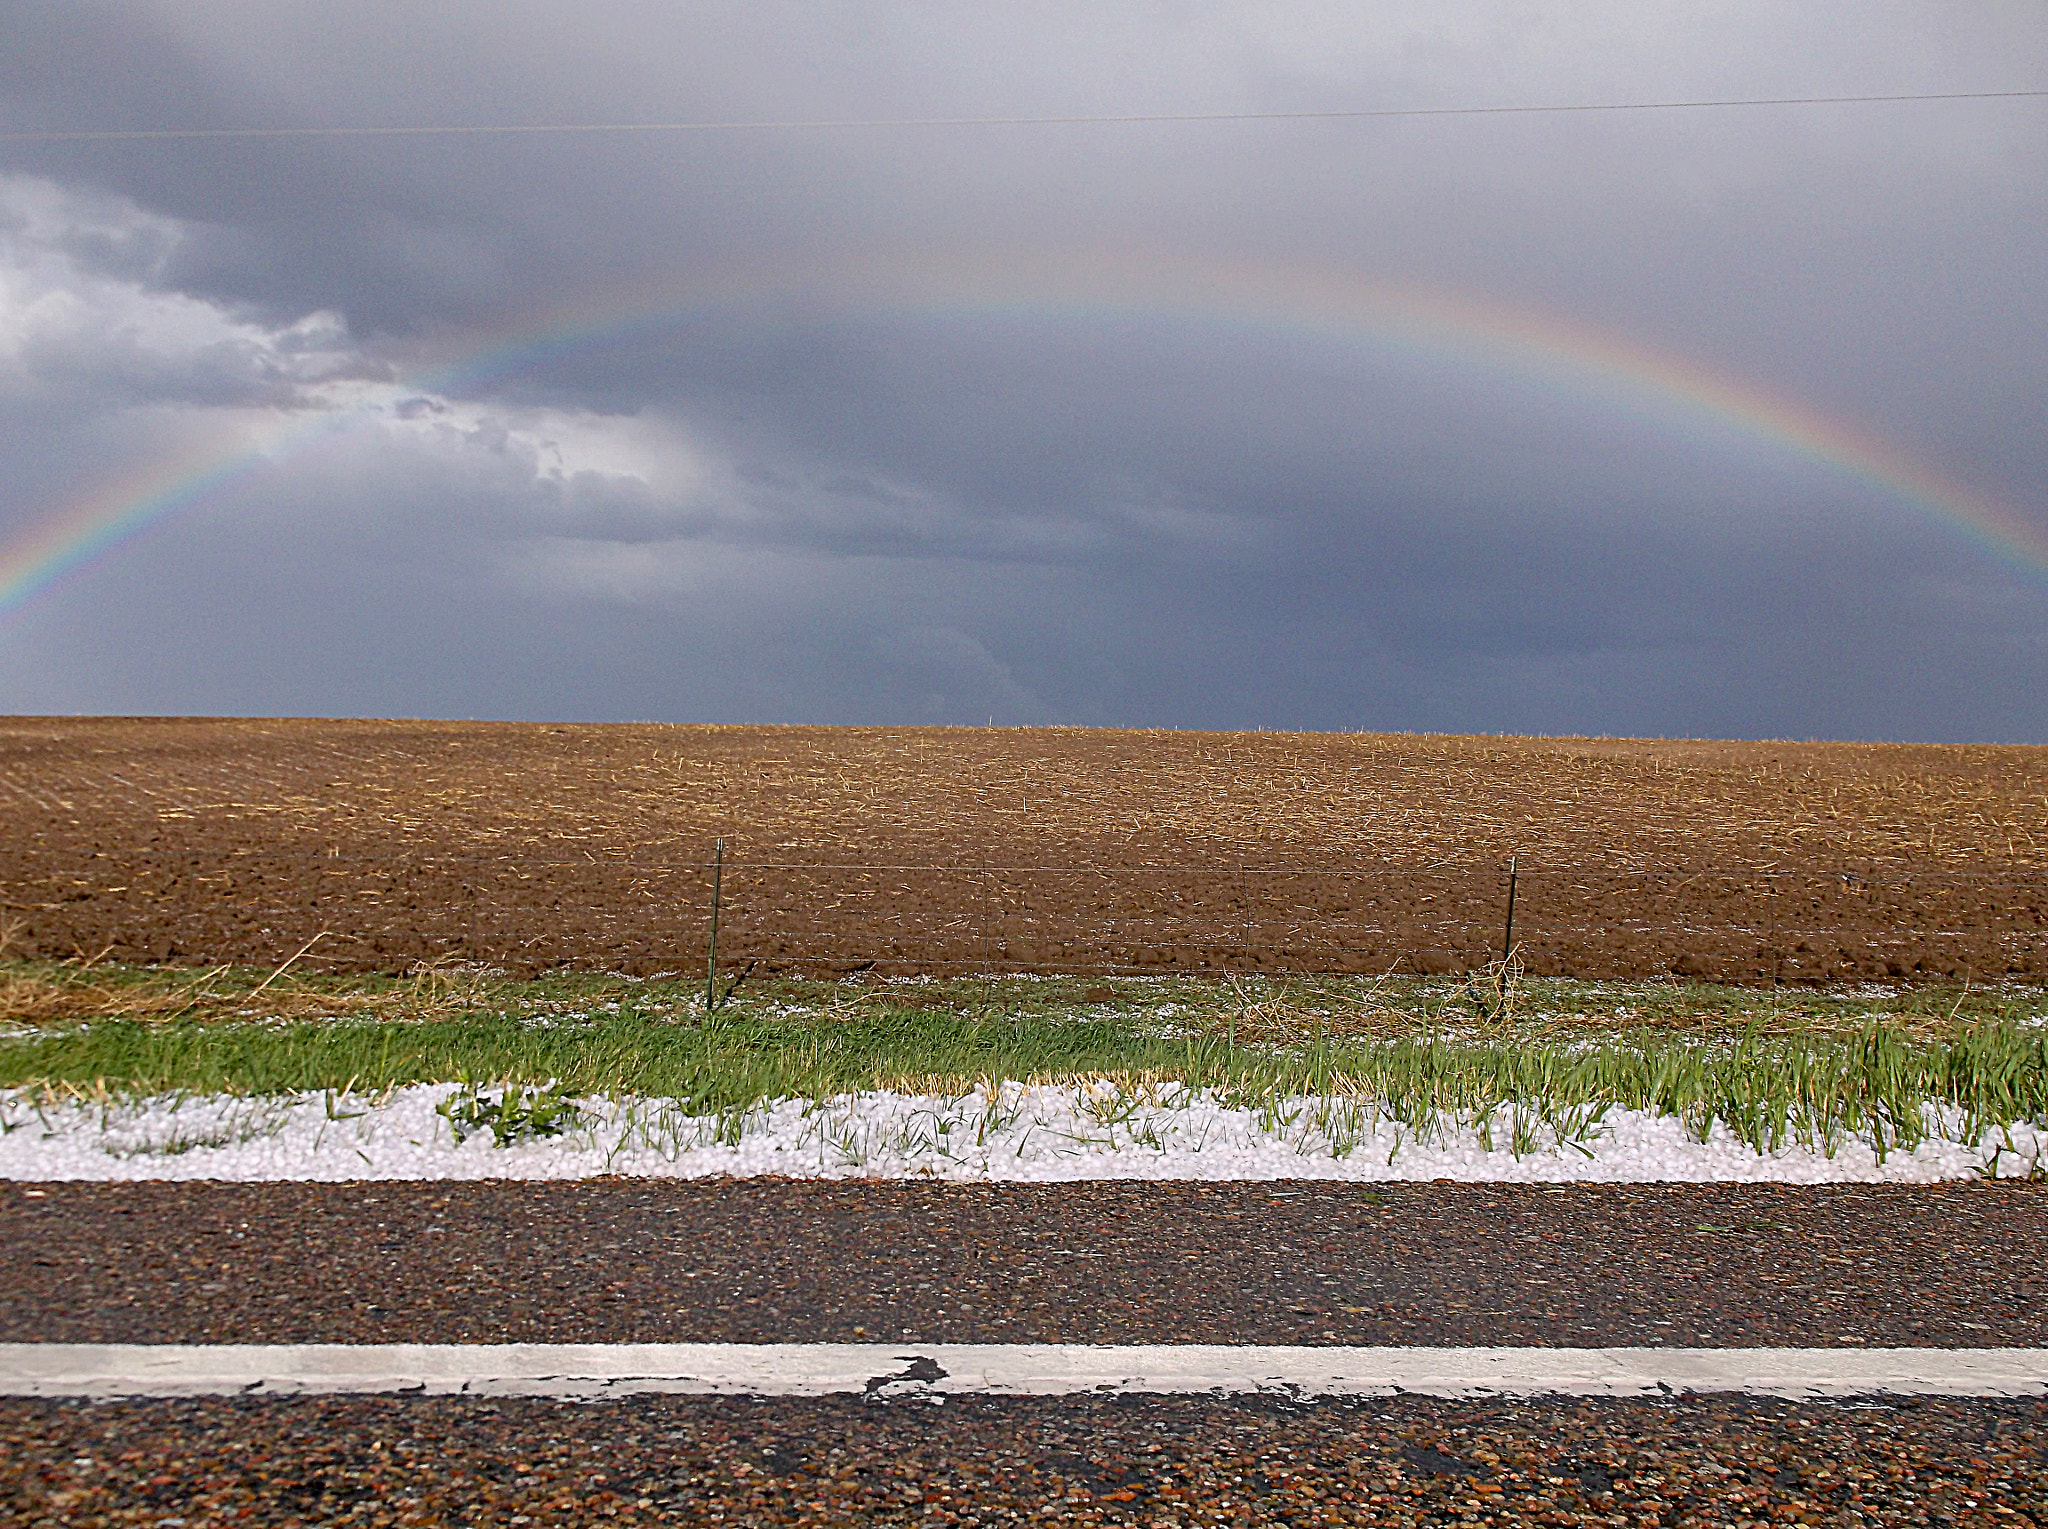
1;717;2042;981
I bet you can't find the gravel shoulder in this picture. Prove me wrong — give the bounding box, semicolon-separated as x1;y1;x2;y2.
6;1389;2043;1526
7;1179;2044;1349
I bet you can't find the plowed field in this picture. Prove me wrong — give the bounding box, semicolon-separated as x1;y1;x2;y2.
1;718;2042;981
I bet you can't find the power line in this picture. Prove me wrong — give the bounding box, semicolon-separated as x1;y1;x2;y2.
2;88;2043;144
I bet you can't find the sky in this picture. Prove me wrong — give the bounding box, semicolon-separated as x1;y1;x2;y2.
0;1;2043;741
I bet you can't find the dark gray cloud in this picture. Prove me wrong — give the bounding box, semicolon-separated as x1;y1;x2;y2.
0;0;2043;739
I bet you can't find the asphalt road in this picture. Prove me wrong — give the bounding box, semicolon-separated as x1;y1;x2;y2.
5;1178;2045;1525
5;1179;2045;1348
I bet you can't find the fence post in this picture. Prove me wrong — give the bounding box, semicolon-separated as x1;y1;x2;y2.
706;838;724;1013
1240;858;1251;972
1766;872;1780;986
982;868;994;971
1501;856;1519;964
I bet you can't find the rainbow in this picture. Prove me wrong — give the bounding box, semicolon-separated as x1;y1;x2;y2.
4;254;2044;618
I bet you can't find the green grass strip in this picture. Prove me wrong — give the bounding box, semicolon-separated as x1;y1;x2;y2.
6;1002;2046;1161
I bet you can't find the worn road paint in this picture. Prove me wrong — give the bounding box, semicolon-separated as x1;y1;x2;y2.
4;1343;2046;1400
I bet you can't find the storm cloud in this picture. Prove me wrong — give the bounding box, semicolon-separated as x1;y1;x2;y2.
0;0;2043;738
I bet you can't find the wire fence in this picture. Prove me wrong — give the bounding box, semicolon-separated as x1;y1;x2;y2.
5;847;2044;983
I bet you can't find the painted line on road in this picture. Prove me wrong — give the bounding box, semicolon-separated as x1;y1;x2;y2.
5;1344;2046;1400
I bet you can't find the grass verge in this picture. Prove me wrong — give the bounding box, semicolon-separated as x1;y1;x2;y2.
6;957;2043;1039
3;961;2046;1162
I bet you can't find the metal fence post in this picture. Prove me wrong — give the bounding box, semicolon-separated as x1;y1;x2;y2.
1501;856;1519;963
706;838;724;1012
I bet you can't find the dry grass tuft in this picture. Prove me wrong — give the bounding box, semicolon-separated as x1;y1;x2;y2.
1214;973;1416;1044
1459;950;1526;1024
0;956;502;1028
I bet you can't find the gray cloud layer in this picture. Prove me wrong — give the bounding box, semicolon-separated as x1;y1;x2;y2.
1;1;2044;738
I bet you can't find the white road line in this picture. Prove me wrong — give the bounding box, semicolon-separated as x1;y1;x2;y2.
4;1344;2046;1400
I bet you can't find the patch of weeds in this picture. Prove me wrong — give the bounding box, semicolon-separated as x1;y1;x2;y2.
1975;1122;2048;1180
973;1077;1025;1145
94;1095;295;1159
436;1079;587;1147
1459;951;1524;1023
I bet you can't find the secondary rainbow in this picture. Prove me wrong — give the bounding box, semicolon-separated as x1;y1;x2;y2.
3;254;2043;619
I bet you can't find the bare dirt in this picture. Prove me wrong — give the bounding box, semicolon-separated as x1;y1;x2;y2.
1;717;2042;980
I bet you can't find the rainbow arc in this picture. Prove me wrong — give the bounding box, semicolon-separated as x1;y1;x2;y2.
3;256;2042;619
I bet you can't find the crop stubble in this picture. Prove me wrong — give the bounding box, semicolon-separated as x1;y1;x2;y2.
1;718;2043;981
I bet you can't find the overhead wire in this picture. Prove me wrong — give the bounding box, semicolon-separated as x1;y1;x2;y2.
2;88;2044;144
